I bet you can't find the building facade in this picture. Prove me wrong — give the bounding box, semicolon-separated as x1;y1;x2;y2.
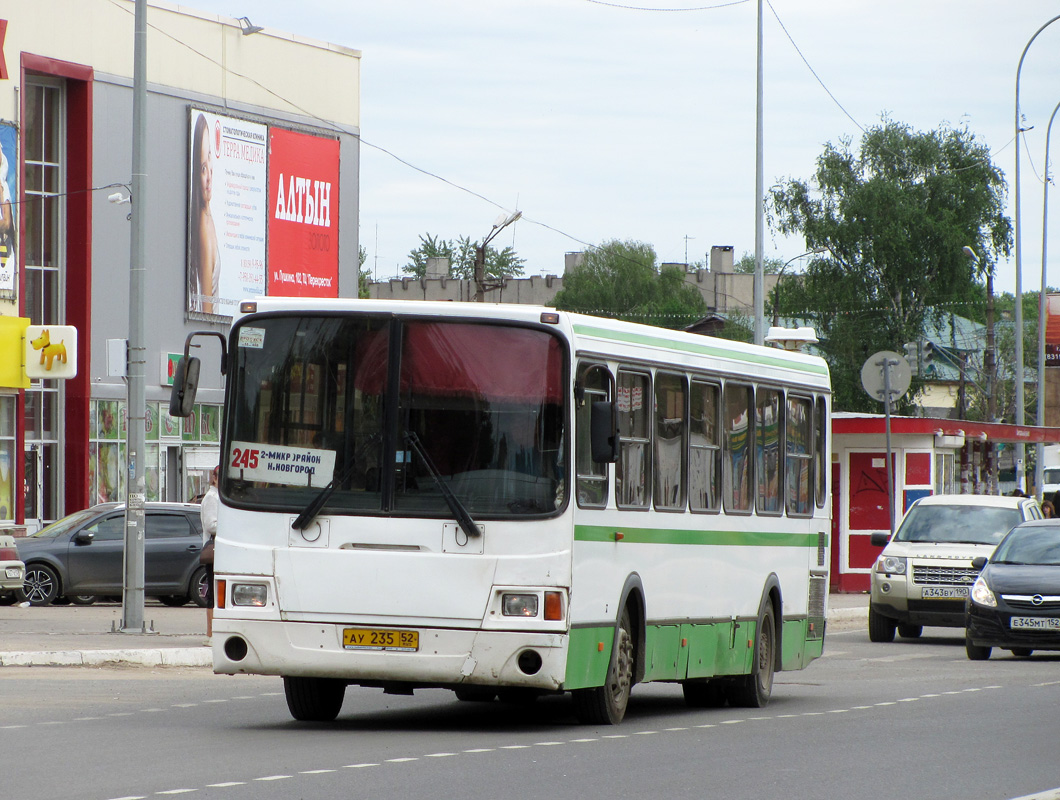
0;1;360;531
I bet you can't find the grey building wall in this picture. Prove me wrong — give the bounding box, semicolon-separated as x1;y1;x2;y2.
89;76;360;408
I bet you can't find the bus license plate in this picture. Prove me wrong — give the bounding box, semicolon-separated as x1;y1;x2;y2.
1010;616;1060;630
343;628;419;652
921;587;968;599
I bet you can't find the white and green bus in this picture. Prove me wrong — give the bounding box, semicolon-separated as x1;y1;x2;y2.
172;298;831;724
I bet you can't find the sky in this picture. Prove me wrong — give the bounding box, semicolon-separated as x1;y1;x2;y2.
186;0;1060;295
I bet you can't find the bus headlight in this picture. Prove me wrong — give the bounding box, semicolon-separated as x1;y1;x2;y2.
231;583;269;607
502;593;539;617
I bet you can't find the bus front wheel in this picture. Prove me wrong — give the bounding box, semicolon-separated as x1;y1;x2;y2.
283;676;346;722
572;608;634;725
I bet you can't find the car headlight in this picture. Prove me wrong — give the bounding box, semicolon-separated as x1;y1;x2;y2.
875;555;907;575
970;575;997;608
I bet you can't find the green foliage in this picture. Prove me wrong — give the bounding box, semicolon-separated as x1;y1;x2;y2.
771;118;1012;412
403;233;525;281
733;251;786;275
549;239;708;330
358;245;370;299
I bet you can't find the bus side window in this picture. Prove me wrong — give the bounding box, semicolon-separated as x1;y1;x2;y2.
815;395;828;508
786;395;813;516
755;387;783;516
689;380;720;513
616;370;651;509
654;372;687;511
576;364;611;508
724;383;753;514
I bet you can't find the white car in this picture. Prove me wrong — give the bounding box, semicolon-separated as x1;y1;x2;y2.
868;494;1042;642
0;533;26;600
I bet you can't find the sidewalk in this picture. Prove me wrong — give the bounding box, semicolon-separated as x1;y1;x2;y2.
0;593;870;668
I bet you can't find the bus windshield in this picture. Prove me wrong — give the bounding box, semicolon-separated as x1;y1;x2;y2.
225;314;567;518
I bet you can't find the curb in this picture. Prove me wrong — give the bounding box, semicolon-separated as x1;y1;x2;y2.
0;647;212;668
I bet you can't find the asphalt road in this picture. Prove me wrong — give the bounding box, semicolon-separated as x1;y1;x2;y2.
3;623;1059;800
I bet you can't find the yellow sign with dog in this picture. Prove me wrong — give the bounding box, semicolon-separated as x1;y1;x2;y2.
25;324;77;380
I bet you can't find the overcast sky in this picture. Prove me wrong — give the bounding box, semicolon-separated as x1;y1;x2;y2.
188;0;1060;295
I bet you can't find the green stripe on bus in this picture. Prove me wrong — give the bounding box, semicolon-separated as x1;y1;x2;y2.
572;323;829;376
574;524;819;547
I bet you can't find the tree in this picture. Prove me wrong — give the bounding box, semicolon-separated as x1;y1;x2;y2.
403;233;525;281
770;119;1012;412
733;251;786;274
358;245;370;298
549;239;708;330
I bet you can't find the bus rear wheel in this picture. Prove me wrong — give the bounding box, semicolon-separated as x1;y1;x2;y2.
727;604;775;709
283;676;347;721
572;608;634;725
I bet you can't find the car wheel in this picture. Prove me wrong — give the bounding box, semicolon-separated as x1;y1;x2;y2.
157;595;189;607
897;624;923;639
727;603;776;709
572;607;635;725
18;564;61;606
283;676;346;721
965;637;992;661
189;566;209;608
868;603;897;643
68;595;97;606
1010;647;1033;657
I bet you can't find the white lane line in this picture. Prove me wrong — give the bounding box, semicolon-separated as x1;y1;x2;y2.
501;745;532;749
343;763;379;769
254;775;292;781
300;769;337;774
1008;787;1060;800
386;758;418;763
155;790;196;795
464;748;494;753
206;783;245;788
426;753;457;758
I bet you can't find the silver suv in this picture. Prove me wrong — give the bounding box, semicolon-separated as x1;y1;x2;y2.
868;494;1041;642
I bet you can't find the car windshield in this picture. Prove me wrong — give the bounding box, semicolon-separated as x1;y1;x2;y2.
27;508;102;539
993;526;1060;566
894;504;1022;546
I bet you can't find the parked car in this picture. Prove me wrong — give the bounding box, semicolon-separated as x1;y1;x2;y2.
868;494;1042;642
965;518;1060;660
15;502;207;607
0;533;26;603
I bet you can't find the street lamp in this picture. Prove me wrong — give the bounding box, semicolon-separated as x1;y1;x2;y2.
771;247;827;326
473;210;521;302
1013;14;1060;492
1035;98;1060;500
963;246;996;424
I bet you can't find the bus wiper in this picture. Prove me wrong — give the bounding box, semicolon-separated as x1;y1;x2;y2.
404;431;481;540
292;460;360;530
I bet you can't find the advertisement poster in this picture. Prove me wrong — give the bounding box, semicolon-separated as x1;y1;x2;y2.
0;122;16;296
187;109;267;317
1045;293;1060;366
267;127;340;297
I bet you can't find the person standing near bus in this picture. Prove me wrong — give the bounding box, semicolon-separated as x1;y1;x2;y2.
200;466;219;642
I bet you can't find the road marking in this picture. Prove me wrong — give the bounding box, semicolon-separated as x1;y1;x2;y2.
426;753;456;758
342;764;379;769
156;790;196;795
300;770;336;774
1009;788;1060;800
254;775;292;781
205;783;244;788
386;758;418;763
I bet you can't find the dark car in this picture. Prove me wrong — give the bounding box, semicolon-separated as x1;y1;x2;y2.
965;518;1060;660
16;502;208;608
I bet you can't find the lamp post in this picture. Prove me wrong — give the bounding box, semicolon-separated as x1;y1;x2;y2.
1014;14;1060;493
771;247;827;326
1035;98;1060;500
473;210;521;302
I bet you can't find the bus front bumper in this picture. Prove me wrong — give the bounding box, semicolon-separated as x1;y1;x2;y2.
213;618;568;691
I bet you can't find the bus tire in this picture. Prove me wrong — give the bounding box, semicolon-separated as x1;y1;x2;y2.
727;603;776;709
682;678;727;708
572;607;634;725
283;676;346;721
867;603;897;643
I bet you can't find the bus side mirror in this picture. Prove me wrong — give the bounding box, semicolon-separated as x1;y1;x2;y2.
590;400;618;463
169;356;201;417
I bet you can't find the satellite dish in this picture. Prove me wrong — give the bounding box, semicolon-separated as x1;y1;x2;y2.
861;350;911;403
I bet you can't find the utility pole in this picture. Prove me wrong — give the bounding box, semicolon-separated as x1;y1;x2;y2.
120;0;149;633
473;211;521;302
